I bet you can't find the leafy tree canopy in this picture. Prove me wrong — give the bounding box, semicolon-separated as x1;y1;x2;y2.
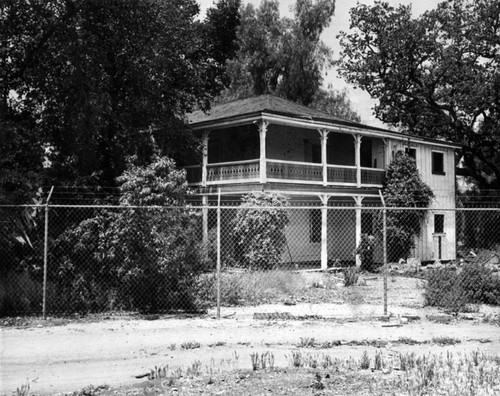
337;0;500;189
0;0;240;198
220;0;359;118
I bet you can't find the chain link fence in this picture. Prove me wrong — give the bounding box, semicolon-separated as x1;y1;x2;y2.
1;200;500;318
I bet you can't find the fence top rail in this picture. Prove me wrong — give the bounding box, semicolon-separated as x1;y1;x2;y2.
1;204;500;211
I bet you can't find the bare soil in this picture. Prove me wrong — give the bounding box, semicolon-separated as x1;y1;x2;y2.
1;274;500;395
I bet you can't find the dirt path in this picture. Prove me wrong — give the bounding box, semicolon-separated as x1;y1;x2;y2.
2;308;500;395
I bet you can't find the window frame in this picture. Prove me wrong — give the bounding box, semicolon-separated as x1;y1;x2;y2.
309;209;321;243
431;151;445;175
434;213;445;234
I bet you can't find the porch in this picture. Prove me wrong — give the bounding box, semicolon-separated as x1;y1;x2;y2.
185;160;385;186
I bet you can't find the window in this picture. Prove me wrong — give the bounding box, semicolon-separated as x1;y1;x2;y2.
434;214;444;234
310;209;321;243
432;151;445;174
361;212;373;235
405;147;416;160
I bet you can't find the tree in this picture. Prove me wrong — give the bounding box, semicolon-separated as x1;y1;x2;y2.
232;192;289;269
337;0;500;189
221;0;336;106
311;86;361;122
382;151;434;261
0;0;239;191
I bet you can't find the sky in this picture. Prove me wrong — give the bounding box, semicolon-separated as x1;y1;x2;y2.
198;0;442;128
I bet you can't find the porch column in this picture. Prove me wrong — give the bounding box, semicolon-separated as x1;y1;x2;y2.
258;121;269;183
354;196;364;268
202;194;209;259
354;134;362;187
318;129;330;186
382;138;390;167
201;131;210;187
320;194;329;270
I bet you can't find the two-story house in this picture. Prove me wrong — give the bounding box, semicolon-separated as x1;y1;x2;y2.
185;95;458;268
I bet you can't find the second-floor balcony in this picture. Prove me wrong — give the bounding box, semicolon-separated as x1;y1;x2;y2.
185;159;385;187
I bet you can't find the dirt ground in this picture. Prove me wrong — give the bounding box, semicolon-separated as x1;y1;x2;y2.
2;307;500;395
2;274;500;395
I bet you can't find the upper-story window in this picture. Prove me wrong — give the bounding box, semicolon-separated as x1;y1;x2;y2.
405;147;417;160
431;151;445;175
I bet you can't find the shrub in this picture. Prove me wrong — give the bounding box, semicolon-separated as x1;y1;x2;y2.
355;234;376;271
424;264;500;313
381;151;434;262
50;156;207;313
232;192;289;269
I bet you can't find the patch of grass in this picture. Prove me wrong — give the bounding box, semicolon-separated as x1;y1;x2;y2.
208;341;227;347
431;336;461;346
194;270;307;307
297;337;316;348
181;341;201;350
250;351;275;371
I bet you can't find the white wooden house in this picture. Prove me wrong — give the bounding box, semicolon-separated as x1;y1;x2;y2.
185;95;458;267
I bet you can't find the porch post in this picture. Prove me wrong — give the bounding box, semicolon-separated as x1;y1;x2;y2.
320;194;329;270
258;121;268;183
354;134;362;187
354;196;364;268
382;138;390;167
318;130;330;186
202;131;210;187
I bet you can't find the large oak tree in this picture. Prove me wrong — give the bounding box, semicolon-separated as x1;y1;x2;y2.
0;0;240;198
337;0;500;189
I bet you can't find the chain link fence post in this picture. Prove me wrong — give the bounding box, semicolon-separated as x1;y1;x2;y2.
378;191;388;316
216;188;221;319
42;186;55;319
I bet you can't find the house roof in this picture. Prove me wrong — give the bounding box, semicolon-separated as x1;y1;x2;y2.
188;94;461;149
188;94;359;126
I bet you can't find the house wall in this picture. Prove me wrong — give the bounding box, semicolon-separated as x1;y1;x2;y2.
387;140;456;261
284;207;356;264
267;125;318;162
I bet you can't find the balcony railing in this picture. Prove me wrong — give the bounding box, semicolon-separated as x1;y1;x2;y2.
185;160;385;187
361;168;386;185
267;160;322;182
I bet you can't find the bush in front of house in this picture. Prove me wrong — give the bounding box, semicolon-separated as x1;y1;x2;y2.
381;151;434;262
232;192;289;270
50;156;207;314
424;263;500;313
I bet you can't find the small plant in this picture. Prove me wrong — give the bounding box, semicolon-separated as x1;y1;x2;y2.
374;350;383;371
360;350;370;369
181;341;201;350
355;234;376;272
343;267;359;287
16;381;30;396
289;351;304;368
186;360;202;377
250;351;274;370
297;337;316;348
168;343;176;351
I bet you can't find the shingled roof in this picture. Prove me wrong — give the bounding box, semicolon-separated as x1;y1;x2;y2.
188;94;361;127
